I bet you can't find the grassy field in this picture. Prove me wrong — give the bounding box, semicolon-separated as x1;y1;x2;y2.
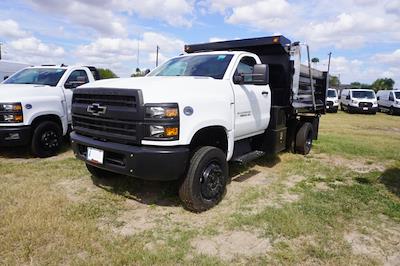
0;112;399;265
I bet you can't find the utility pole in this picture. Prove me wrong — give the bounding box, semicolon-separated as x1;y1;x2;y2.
156;45;160;67
0;42;2;60
137;35;140;70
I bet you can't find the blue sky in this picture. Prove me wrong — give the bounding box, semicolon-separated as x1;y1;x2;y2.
0;0;399;85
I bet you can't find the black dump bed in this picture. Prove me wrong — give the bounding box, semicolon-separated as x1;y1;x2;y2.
185;36;328;114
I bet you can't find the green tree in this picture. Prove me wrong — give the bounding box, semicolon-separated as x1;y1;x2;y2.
350;82;372;89
311;57;320;63
329;75;340;88
98;68;118;79
371;78;395;92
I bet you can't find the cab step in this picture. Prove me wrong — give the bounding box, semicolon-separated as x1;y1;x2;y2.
231;150;265;164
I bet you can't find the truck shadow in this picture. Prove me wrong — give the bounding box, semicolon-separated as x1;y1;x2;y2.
0;140;71;159
91;154;282;207
379;167;400;197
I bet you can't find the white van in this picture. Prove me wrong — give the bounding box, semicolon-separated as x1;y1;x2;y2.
339;89;378;114
376;90;400;115
326;88;339;112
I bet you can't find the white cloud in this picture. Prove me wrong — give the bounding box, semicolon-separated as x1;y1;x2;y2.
75;32;184;76
0;19;29;39
26;0;127;36
373;49;400;66
5;37;65;64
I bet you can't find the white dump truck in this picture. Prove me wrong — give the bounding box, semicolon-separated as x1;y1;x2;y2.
70;36;328;211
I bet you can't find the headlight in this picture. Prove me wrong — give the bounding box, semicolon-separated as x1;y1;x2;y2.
145;103;179;140
149;125;179;139
145;105;179;119
0;103;23;123
0;103;22;112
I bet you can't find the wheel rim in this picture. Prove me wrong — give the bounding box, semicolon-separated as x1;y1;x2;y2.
200;161;224;200
40;130;59;151
305;130;313;151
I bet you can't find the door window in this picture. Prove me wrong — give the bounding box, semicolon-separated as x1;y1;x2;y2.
389;92;394;101
65;70;89;89
234;57;257;83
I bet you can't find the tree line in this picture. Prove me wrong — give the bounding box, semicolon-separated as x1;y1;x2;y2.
330;76;395;92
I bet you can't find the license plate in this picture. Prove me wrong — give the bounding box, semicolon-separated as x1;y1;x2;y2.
363;107;368;110
87;147;104;164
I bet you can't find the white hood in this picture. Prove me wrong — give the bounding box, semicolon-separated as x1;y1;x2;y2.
0;84;62;102
79;76;231;104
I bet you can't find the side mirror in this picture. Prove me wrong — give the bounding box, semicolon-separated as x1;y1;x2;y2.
3;76;9;80
346;95;350;100
233;74;244;84
144;69;151;75
252;64;269;85
377;96;380;100
338;95;341;99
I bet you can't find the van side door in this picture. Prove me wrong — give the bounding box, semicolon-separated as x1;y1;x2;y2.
230;55;271;139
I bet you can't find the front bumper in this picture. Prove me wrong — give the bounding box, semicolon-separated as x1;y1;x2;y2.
71;132;190;181
0;126;31;147
348;105;378;113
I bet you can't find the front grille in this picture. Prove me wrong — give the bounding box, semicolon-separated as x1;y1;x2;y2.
359;102;372;108
327;101;334;106
72;88;143;145
73;93;137;108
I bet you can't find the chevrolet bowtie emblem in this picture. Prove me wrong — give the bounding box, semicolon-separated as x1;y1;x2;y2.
87;103;107;116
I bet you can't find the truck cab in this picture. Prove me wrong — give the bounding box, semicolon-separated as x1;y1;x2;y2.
70;36;328;212
0;65;99;157
326;88;339;112
340;88;378;114
377;89;400;115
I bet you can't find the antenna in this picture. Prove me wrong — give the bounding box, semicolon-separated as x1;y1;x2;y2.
137;35;140;70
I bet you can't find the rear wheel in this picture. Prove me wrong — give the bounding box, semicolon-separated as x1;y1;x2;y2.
295;122;314;155
389;107;395;115
179;146;228;212
31;121;62;157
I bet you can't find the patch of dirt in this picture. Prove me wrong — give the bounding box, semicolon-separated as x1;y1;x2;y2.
191;231;271;261
344;222;400;265
314;182;332;191
111;208;158;236
0;149;74;163
313;153;388;173
57;178;98;202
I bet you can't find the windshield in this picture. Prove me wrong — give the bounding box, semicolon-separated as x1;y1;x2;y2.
327;90;337;97
395;92;400;99
149;54;234;79
352;90;375;99
4;68;66;86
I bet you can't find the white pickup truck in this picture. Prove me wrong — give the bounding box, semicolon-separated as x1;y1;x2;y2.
0;65;99;157
70;36;329;212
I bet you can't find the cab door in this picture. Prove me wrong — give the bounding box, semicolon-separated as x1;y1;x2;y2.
230;55;271;139
63;69;90;123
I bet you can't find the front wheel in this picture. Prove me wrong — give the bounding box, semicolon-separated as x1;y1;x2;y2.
179;146;228;212
31;121;62;157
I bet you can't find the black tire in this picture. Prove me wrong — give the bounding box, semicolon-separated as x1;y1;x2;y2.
86;163;121;178
295;122;314;155
31;121;62;157
179;146;228;212
340;103;344;111
389;107;394;115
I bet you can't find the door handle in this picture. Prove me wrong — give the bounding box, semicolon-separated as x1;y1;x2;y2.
262;91;269;96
